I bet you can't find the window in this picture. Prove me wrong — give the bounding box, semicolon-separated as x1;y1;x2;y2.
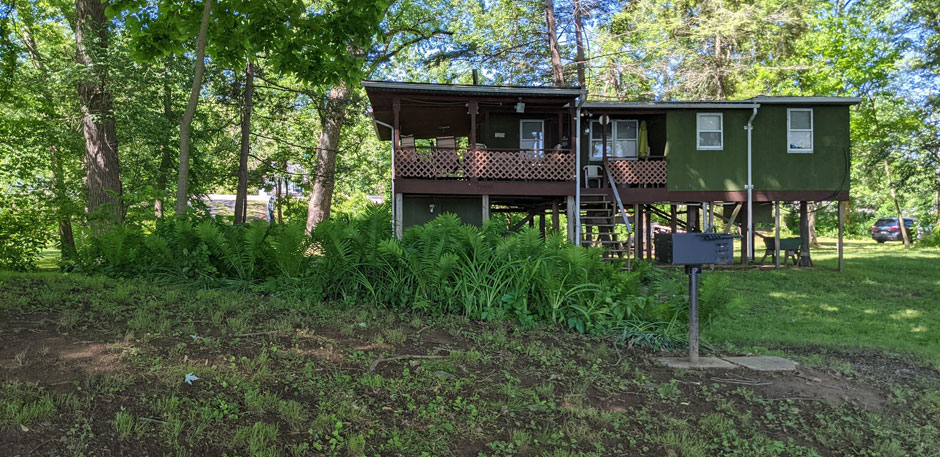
696;113;723;150
590;120;638;160
519;120;544;150
787;108;813;153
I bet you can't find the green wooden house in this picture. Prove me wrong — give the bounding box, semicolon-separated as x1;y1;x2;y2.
362;81;859;265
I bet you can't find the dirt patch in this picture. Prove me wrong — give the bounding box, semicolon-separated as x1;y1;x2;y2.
0;312;126;389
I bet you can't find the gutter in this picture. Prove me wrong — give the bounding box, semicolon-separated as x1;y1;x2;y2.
372;118;396;236
745;105;760;261
575;91;587;246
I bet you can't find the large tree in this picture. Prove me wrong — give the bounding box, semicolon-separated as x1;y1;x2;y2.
76;0;124;222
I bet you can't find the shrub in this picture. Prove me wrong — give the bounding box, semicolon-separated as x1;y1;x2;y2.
76;206;721;343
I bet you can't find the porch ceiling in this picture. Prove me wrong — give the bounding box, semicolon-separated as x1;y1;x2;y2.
364;81;581;141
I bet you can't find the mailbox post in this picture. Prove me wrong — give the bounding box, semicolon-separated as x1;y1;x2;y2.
670;233;739;364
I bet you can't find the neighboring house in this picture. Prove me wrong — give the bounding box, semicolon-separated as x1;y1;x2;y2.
362;81;859;264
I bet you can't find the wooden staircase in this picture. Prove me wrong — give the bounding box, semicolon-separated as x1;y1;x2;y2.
580;191;632;262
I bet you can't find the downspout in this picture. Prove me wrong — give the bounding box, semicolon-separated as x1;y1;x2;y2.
373;119;395;232
745;105;759;261
575;91;587;246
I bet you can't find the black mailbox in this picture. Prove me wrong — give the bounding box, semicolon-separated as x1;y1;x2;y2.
670;233;738;265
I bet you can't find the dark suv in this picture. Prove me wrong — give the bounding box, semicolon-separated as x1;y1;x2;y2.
871;217;916;243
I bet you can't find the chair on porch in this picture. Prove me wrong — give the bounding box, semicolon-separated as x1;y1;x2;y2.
583;165;603;188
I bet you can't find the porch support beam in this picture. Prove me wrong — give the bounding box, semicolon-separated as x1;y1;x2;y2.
838;200;845;272
567;195;576;243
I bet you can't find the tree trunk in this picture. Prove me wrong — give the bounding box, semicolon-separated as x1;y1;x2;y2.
155;59;175;218
542;0;565;87
808;201;819;247
76;0;123;223
305;84;351;234
799;201;813;266
573;0;587;88
276;176;283;224
234;61;254;224
175;0;213;216
51;146;77;261
883;160;910;248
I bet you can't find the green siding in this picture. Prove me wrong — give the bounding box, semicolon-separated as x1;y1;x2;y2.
665;105;851;192
751;105;850;192
402;195;483;228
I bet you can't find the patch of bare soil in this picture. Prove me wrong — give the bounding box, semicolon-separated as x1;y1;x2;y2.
0;312;126;389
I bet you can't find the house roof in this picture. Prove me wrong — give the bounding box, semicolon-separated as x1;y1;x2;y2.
747;95;862;105
583;101;759;110
361;80;585;98
583;96;861;110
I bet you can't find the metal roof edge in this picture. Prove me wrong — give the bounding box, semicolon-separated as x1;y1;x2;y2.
361;80;585;97
582;101;759;109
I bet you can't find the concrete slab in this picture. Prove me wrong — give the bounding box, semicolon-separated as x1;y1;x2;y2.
723;356;799;371
656;357;738;370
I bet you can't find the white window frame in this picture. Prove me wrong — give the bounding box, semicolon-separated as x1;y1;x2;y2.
787;108;814;153
519;119;544;151
696;113;723;150
590;119;639;160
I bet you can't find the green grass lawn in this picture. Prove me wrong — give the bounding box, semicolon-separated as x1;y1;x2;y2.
1;241;939;456
706;239;940;366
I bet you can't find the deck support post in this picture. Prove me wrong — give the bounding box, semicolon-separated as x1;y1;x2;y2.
686;203;698;232
482;194;490;223
394;193;403;240
645;205;653;260
774;201;781;268
552;200;560;232
539;211;546;239
670;204;678;233
567;195;576;244
634;204;643;259
838;200;845;272
799;201;813;267
741;204;749;265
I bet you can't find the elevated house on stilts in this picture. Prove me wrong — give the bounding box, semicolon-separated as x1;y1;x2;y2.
363;81;859;269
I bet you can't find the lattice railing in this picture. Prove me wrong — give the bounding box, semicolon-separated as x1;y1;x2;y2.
607;158;667;185
395;147;575;182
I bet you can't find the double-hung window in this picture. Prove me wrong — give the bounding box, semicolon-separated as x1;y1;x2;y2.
519;120;544;151
590;120;638;160
696;113;723;150
787;108;813;153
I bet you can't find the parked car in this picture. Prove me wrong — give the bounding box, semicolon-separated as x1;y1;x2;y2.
870;217;917;243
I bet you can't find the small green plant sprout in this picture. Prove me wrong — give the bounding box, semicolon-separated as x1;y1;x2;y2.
113;409;135;440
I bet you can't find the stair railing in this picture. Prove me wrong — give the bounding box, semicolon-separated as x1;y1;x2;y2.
605;166;633;235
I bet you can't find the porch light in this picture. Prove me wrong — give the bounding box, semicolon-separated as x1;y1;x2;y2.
429;203;436;213
515;101;525;113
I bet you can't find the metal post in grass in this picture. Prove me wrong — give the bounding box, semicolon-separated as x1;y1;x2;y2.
686;264;701;364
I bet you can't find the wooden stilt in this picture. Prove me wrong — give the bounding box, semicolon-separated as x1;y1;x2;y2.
799;201;813;267
774;201;781;268
552;200;560;232
740;204;748;265
482;195;490;223
670;204;678;233
394;193;403;240
634;204;643;259
838;200;845;272
539;212;546;239
645;205;653;260
566;195;576;244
